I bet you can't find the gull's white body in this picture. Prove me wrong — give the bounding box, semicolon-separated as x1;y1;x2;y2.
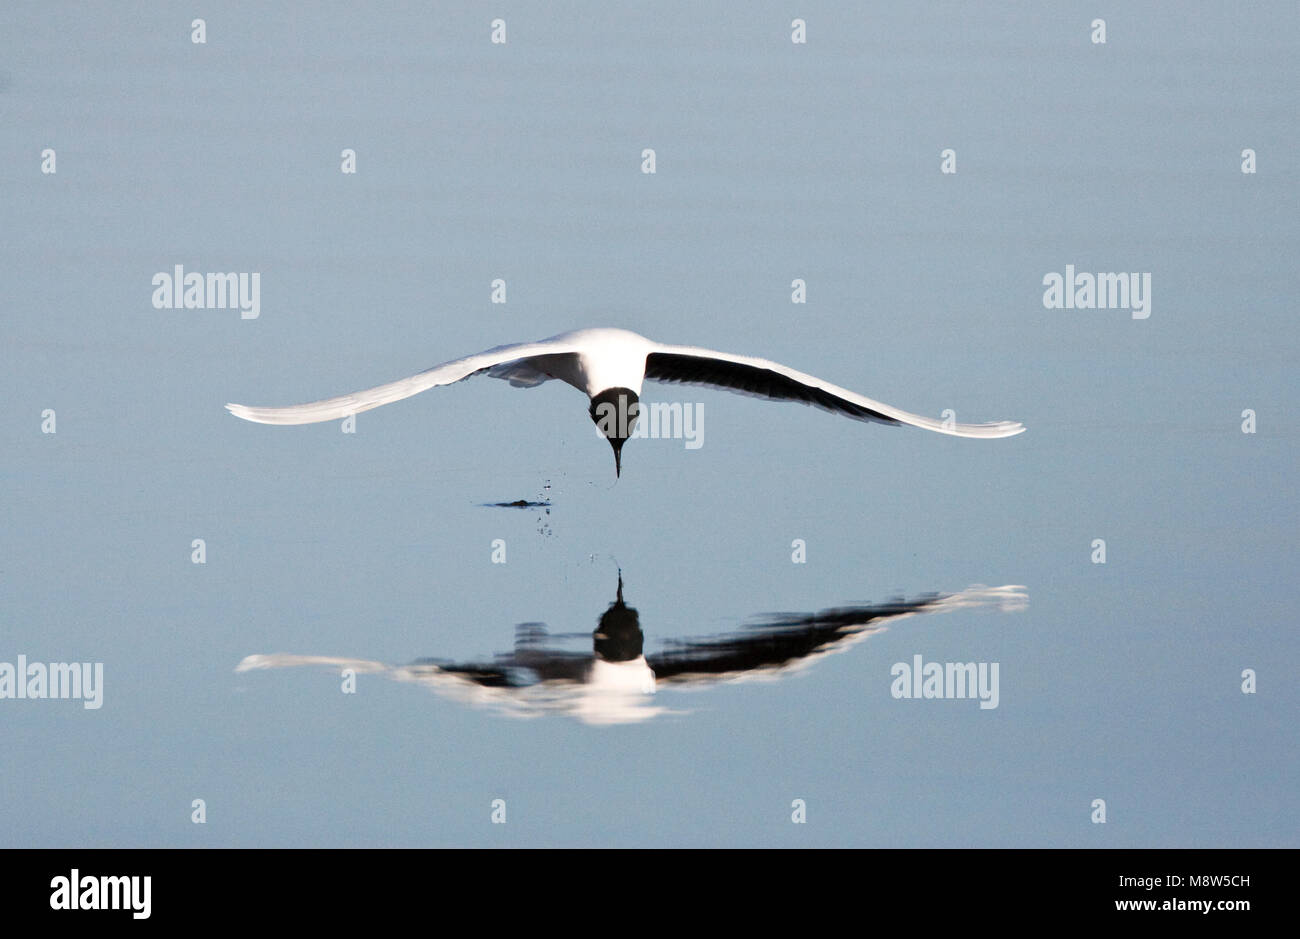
226;326;1025;439
557;327;655;397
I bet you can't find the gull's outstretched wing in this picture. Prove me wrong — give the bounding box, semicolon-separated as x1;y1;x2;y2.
644;343;1025;438
226;339;579;425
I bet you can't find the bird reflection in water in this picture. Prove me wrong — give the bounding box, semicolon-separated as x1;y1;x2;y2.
237;576;1026;725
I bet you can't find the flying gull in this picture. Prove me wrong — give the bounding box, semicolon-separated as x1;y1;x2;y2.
227;327;1025;475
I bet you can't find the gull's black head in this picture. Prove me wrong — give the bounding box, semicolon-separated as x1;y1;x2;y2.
589;387;639;478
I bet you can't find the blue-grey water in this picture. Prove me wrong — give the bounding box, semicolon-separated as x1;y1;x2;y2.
2;2;1296;847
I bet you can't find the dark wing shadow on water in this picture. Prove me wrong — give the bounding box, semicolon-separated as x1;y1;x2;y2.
237;575;1026;725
